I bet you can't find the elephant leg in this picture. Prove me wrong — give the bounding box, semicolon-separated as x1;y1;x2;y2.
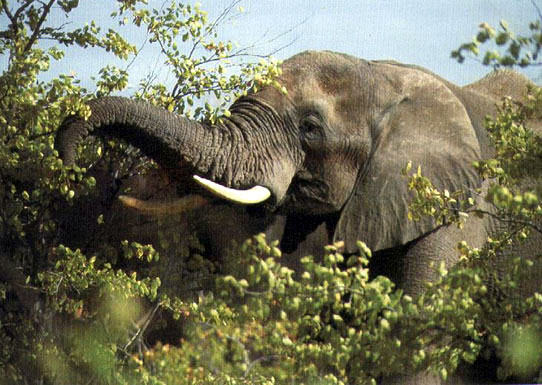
380;217;488;385
495;220;542;297
401;214;488;297
400;226;462;297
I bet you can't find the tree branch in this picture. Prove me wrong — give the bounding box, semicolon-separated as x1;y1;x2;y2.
1;0;16;26
123;301;160;353
531;0;542;24
467;208;542;235
23;0;56;53
13;0;34;22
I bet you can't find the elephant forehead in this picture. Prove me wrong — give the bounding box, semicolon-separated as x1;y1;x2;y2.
256;74;349;126
248;52;364;123
286;60;357;95
276;72;360;126
276;52;362;102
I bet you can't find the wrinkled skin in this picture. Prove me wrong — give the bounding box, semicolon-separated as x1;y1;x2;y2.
56;51;542;385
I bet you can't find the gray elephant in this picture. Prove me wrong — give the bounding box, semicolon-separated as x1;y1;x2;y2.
56;51;541;384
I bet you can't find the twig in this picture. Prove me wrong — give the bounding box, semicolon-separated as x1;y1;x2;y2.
13;0;34;21
467;208;542;234
531;0;542;24
123;301;160;352
23;0;55;53
187;37;201;61
202;0;241;41
2;1;16;27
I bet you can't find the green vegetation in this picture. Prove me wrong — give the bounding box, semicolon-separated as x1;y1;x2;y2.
452;17;542;68
0;1;541;384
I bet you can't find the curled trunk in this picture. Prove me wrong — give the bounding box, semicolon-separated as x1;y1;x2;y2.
56;96;284;207
56;97;222;174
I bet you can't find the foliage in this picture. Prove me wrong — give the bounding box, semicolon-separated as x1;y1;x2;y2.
0;0;279;383
87;234;540;385
1;1;542;384
452;19;542;67
118;0;285;122
405;28;542;382
476;89;542;185
404;85;542;241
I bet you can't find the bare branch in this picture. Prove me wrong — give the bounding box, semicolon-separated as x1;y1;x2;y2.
13;0;34;21
467;208;542;234
23;0;56;53
531;0;542;24
2;1;15;23
123;301;160;352
203;0;241;39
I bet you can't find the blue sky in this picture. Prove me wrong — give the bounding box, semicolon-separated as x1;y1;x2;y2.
3;0;540;90
222;0;539;84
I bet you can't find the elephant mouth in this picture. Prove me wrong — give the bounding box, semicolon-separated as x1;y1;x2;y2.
281;175;334;214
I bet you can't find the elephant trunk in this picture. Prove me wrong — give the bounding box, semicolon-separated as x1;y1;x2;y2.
57;97;218;172
55;96;278;205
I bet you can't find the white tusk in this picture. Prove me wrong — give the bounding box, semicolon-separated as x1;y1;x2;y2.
193;175;271;205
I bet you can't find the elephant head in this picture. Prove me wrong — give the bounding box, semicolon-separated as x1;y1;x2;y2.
56;51;484;254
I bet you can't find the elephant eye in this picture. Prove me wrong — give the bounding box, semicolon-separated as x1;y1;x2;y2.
299;116;321;134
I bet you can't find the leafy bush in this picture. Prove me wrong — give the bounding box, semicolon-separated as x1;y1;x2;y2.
0;1;280;382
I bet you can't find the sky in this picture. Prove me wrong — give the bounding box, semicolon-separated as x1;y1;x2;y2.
3;0;540;91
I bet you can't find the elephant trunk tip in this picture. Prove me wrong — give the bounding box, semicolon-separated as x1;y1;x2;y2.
55;114;93;166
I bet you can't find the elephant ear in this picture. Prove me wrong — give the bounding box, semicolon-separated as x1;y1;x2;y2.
334;63;483;254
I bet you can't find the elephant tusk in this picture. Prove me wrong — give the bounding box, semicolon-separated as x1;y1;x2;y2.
193;175;271;205
118;194;208;216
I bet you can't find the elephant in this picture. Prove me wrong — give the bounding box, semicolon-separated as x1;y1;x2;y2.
56;50;542;384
